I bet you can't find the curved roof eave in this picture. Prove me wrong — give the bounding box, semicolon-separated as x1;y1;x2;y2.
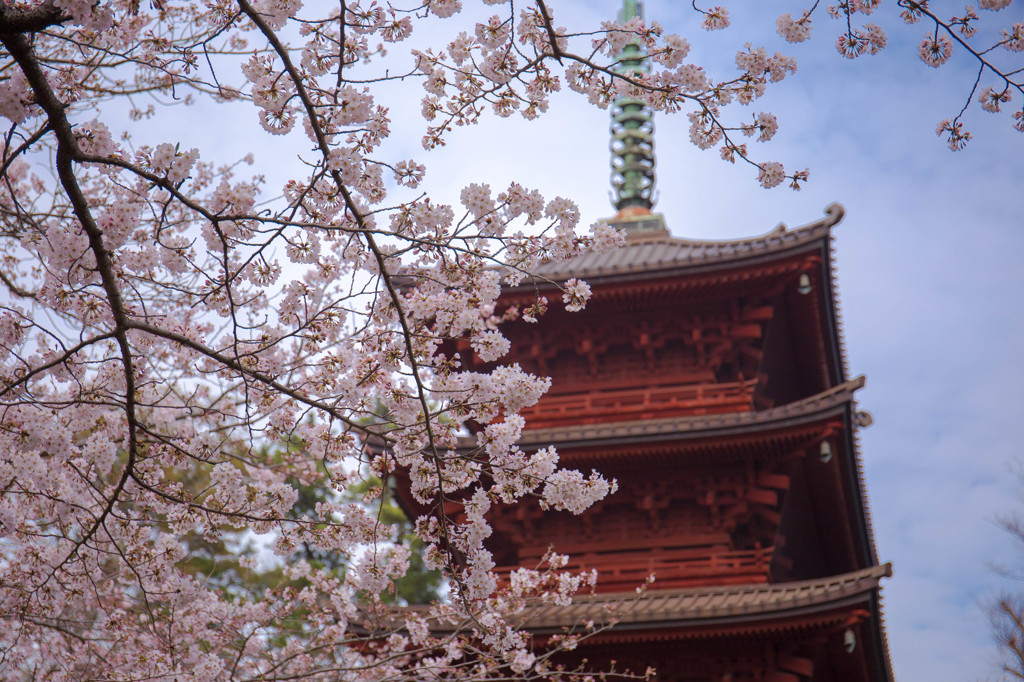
504;203;846;287
507;375;865;450
515;563;892;633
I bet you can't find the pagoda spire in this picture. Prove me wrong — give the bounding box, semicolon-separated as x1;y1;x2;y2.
610;0;655;213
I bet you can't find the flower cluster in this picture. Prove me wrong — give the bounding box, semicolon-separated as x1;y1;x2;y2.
980;86;1012;113
701;6;731;31
0;0;642;676
777;12;812;43
919;34;953;67
802;0;1024;146
410;4;812;188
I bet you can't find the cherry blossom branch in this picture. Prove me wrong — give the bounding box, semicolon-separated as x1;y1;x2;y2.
126;318;375;435
0;331;117;396
534;0;564;63
902;1;1022;94
0;0;66;33
234;0;470;593
0;2;831;676
0;27;142;579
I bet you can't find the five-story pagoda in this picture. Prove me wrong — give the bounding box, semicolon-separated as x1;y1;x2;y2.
399;3;894;679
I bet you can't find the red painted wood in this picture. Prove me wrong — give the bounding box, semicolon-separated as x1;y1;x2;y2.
435;246;887;681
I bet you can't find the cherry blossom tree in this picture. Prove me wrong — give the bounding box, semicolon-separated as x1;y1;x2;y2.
0;0;1021;680
991;572;1024;678
757;0;1024;150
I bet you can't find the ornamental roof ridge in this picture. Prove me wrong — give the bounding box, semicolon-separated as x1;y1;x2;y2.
516;562;892;631
513;203;846;286
633;202;844;249
513;374;866;447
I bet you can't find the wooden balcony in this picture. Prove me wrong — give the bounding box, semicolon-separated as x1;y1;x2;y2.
497;544;774;593
519;379;757;428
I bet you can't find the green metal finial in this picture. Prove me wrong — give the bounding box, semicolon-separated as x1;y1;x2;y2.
610;0;655;212
617;0;641;25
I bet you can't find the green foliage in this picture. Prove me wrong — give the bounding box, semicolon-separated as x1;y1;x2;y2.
172;437;442;605
352;476;444;605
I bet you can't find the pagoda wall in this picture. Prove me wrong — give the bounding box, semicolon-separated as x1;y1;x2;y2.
468;288;780;428
458;259;862;591
543;615;883;682
486;455;789;590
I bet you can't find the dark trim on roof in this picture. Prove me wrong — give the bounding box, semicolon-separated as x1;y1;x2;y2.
840;397;883;572
820;220;848;386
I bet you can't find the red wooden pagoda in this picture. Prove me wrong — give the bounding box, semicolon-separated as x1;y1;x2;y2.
450;0;890;675
397;2;893;678
469;203;894;681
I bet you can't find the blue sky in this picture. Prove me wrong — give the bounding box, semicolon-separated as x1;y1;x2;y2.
148;2;1023;678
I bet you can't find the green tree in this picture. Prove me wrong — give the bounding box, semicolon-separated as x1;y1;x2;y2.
173;437;442;605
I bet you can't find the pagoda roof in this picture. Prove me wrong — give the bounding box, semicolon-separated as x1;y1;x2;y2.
383;563;894;680
516;563;896;682
501;202;852;389
385;564;891;658
518;563;891;634
509;203;845;286
514;375;865;449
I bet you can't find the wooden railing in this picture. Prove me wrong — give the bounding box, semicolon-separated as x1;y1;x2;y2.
499;545;774;591
519;379;757;428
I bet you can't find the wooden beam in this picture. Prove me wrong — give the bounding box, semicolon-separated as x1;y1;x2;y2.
731;323;763;339
758;471;790;491
747;487;778;506
742;304;775;321
777;653;814;677
763;671;799;682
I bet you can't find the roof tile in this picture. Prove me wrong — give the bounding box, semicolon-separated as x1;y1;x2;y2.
516;204;844;285
517;563;892;632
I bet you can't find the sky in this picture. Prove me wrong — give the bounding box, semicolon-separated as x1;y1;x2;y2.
137;2;1024;679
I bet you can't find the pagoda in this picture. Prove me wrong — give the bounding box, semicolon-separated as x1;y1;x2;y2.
398;2;895;679
479;196;896;679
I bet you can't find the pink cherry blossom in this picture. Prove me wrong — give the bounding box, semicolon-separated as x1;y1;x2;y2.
777;12;812;43
702;6;730;31
919;34;954;67
936;118;974;150
1004;23;1024;52
561;277;591;312
979;86;1012;113
758;161;786;188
